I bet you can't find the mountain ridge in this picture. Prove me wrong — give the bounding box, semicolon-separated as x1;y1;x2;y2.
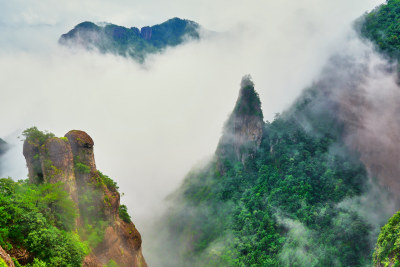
59;17;201;62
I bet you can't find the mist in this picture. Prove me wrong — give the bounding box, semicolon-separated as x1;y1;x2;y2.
0;0;386;263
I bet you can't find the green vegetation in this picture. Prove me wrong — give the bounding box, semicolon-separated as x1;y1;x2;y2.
76;181;108;248
22;127;54;146
0;178;86;266
119;205;131;223
0;127;135;265
374;211;400;266
97;171;119;192
105;259;118;267
160;83;372;266
358;0;400;61
75;162;91;174
233;81;263;119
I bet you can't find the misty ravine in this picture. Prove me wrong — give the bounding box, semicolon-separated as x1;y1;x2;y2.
3;0;400;266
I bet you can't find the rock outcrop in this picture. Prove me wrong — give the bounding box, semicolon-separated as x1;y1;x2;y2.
216;75;264;165
24;137;78;202
0;246;15;267
23;130;147;267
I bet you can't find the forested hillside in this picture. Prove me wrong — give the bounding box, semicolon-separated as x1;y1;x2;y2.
59;17;200;62
153;1;400;266
155;76;371;266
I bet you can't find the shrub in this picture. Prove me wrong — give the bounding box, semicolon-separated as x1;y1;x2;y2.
21;127;54;146
75;162;91;174
119;205;131;223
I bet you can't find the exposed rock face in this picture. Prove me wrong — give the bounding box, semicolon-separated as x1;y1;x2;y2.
94;221;145;267
216;75;264;165
23;140;43;184
0;138;8;175
23;130;147;267
65;130;96;186
140;26;152;40
0;245;15;267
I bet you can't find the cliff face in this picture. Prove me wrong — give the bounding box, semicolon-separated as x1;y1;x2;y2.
23;130;146;267
24;137;78;202
216;75;264;165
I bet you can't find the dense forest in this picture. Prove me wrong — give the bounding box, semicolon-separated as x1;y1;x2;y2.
155;76;372;266
358;0;400;61
3;1;400;266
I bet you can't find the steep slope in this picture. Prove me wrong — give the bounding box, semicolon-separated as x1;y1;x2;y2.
357;1;400;265
59;17;200;62
154;75;371;266
216;76;263;165
373;211;400;266
1;127;146;266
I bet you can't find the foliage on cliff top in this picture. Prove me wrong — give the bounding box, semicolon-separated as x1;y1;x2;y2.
22;127;55;146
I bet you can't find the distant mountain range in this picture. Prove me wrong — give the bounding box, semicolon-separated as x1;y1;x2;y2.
59;17;201;62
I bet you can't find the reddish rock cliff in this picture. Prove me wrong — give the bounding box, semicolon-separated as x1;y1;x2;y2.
23;130;147;267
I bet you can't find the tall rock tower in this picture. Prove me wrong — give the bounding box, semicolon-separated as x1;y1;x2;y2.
216;75;264;166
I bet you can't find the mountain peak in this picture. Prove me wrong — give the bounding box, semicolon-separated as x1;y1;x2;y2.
234;75;263;120
216;75;264;165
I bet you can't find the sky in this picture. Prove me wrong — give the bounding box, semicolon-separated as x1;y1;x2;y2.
0;0;385;259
